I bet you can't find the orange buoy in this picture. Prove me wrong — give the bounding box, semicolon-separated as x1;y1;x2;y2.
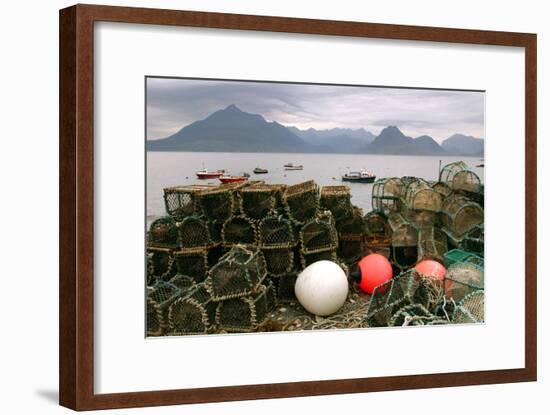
351;253;393;295
415;260;446;281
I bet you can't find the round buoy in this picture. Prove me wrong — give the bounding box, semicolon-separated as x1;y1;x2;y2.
294;261;348;316
351;253;393;295
415;260;446;281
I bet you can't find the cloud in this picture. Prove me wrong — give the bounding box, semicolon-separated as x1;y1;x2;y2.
146;77;484;143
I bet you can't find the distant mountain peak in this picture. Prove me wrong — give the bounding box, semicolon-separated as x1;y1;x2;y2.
223;103;242;112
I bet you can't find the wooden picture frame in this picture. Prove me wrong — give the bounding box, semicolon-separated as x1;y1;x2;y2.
59;4;537;410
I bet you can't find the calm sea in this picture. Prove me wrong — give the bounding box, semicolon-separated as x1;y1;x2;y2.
147;152;483;225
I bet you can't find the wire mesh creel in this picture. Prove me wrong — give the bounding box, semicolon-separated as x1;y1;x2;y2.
372;177;404;214
439;161;482;194
283;180;320;225
402;178;442;212
440;194;484;237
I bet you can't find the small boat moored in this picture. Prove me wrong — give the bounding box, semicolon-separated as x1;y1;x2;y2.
253;167;268;174
284;163;303;171
342;169;376;183
196;168;224;179
219;175;248;184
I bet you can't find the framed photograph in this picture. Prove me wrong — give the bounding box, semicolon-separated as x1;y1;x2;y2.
59;4;537;410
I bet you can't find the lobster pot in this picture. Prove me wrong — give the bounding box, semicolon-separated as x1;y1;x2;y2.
444;262;484;302
444;249;483;268
300;212;338;255
277;272;298;302
222;215;258;248
439;161;483;194
461;224;484;255
366;270;443;327
208;221;223;245
148;216;179;248
146;282;181;336
337;238;364;264
147;247;175;281
320;185;353;222
371;178;404;214
388;213;418;267
168;274;195;291
452;290;484;324
300;249;337;269
402;207;437;229
216;283;276;332
163;185;213;219
440;194;484;237
364;211;391;247
206;246;267;301
258;214;296;249
431;181;453;199
178;216;214;250
199;185;237;223
284;180;320;225
146;252;155;286
336;206;364;239
403;178;442;212
239;184;285;220
168;283;216;335
174;249;209;283
262;248;294;277
417;227;448;263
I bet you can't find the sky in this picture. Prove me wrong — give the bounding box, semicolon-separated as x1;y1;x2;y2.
146;77;485;143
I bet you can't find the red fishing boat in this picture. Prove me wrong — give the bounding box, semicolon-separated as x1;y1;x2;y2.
195;168;224;179
219;175;248;184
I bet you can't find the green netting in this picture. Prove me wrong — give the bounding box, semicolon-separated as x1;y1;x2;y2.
444;262;484;302
168;283;217;335
216;282;276;332
284;180;320;225
461;224;484;255
148;216;179;248
300;211;338;255
417;226;448;263
221;215;258;248
205;246;267;301
452;290;484;324
178;215;214;250
439;161;482;194
199;185;238;222
173;249;209;283
163;185;214;218
320;185;353;222
238;184;285;220
444;249;481;268
372;177;404;214
402;178;442;212
147;248;175;281
146;281;181;336
262;248;294;277
258;214;297;249
440;194;484;237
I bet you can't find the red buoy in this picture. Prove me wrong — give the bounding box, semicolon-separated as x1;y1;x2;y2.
415;260;446;281
351;253;393;295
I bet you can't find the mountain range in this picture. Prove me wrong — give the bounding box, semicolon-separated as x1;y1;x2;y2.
147;104;484;156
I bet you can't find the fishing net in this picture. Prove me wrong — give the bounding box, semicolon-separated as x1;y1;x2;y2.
402;207;437;229
284;180;320;225
388;212;418;267
372;177;404;214
444;262;484;303
168;283;217;335
277;272;298;302
146;281;181;336
444;249;482;268
402;178;442;212
338;238;365;265
439;161;482;194
452;290;484;324
389;303;449;326
147;248;175;281
178;216;214;250
366;270;443;327
216;282;276;332
461;224;484;255
336;206;364;239
262;248;294;277
173;249;209;283
163;185;214;219
205;246;267;301
320;185;353;222
168;273;195;291
199;185;237;223
258;214;297;249
431;181;453;198
300;211;338;255
221;215;258;248
300;249;337;268
148;217;179;248
207;221;223;245
238;184;285;220
364;211;391;248
440;194;484;237
417;226;448;263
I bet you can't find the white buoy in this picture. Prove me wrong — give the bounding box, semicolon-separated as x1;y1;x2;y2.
294;260;348;316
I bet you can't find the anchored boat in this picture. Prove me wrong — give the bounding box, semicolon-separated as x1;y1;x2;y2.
284;163;303;171
342;169;376;183
253;167;268;174
219;175;248;184
196;168;224;179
